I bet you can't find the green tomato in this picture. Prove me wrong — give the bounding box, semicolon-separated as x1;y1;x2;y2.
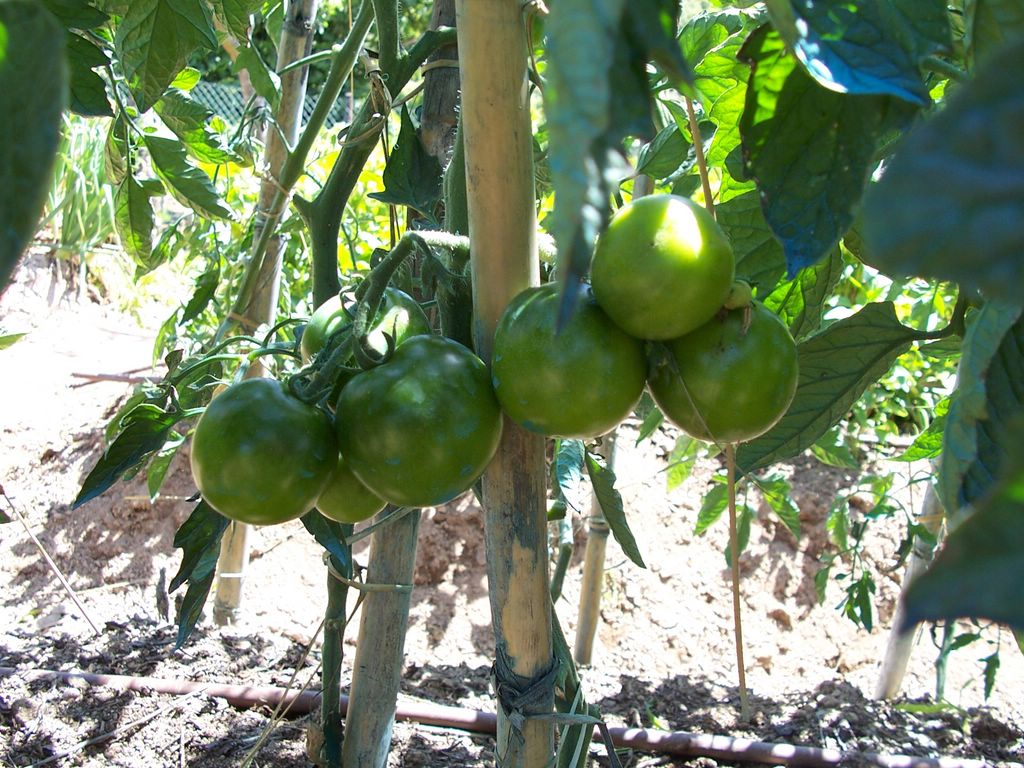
335;335;503;507
190;378;337;525
647;301;798;444
300;287;431;362
316;454;387;524
491;283;647;438
591;194;735;340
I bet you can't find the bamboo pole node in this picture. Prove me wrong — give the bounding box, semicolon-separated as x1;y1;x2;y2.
421;58;461;73
324;555;412;594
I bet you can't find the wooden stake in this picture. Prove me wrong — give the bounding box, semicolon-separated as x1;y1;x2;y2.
457;1;554;764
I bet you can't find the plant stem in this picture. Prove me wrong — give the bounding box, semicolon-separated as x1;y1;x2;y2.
685;96;715;218
320;556;350;768
726;443;750;721
458;1;554;764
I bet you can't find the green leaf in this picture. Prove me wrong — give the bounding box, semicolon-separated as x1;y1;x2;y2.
0;331;27;350
636;123;690;181
170;67;201;91
300;510;352;572
624;0;693;86
233;43;280;108
757;472;800;538
41;0;108;29
692;31;750;178
967;0;1024;65
66;33;112;116
113;174;155;265
695;478;728;535
737;302;924;473
170;499;229;648
860;38;1024;304
902;492;1024;633
181;259;221;323
941;304;1024;527
585;449;645;568
0;2;67;293
368;105;443;218
214;0;262;41
144;135;233;220
714;191;786;296
982;652;1000;699
545;0;647;322
762;248;844;341
74;403;178;508
677;8;748;69
634;404;664;445
739;25;913;274
826;496;850;550
104;116;128;184
114;0;218;112
894;397;949;462
666;434;699;492
810;427;861;470
554;439;588;514
147;432;184;501
724;502;754;567
765;0;945;104
156;89;243;165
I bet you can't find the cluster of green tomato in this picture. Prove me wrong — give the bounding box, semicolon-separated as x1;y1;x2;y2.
189;195;798;528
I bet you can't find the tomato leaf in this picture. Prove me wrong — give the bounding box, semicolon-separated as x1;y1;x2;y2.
74;402;178;508
636;123;691;181
66;33;112;117
170;499;229;648
156;89;244;165
678;7;748;69
715;191;786;297
666;434;699;492
765;0;946;105
724;503;754;567
147;432;185;501
0;331;27;350
902;490;1024;634
301;511;352;573
144;135;233;220
585;448;645;568
757;472;800;539
114;0;218;113
967;0;1024;65
695;479;728;535
369;105;443;220
811;427;861;470
113;174;155;266
214;0;263;42
893;397;949;463
738;25;914;275
181;259;221;323
940;303;1024;528
40;0;108;29
554;439;588;514
233;43;280;108
762;249;844;341
860;38;1024;304
0;2;67;293
737;302;925;473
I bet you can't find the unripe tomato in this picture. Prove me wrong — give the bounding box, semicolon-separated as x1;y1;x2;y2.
300;287;431;362
190;378;337;524
591;194;735;340
316;454;386;524
335;335;502;507
647;302;798;444
491;283;646;438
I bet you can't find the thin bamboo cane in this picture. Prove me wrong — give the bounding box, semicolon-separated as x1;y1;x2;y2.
456;1;554;765
213;0;321;627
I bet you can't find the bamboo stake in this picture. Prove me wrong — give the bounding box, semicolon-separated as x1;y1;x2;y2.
457;2;553;765
875;477;944;699
574;432;617;666
212;0;321;627
339;8;460;763
340;512;421;767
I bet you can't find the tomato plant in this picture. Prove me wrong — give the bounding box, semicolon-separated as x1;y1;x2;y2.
317;454;387;524
335;334;502;508
491;282;646;438
300;286;431;362
648;302;799;444
590;194;735;340
190;378;338;525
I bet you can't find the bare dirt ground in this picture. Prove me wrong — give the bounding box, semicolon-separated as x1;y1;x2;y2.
2;254;1022;767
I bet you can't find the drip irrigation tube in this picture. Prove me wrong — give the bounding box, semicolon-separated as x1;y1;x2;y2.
0;667;1001;768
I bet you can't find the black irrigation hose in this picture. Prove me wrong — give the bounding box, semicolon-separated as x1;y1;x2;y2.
0;667;999;768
